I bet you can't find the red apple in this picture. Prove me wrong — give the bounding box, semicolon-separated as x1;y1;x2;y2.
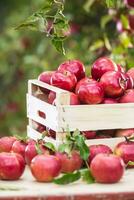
25;140;49;165
114;140;134;167
100;71;127;98
126;0;134;7
30;155;61;182
91;57;118;80
88;144;112;165
119;89;134;103
48;91;56;104
90;153;125;183
122;73;133;89
116;129;134;137
81;131;96;139
102;98;118;104
75;77;97;94
38;71;55;93
77;82;104;104
0;136;16;153
127;68;134;81
50;71;77;91
56;151;83;173
32;121;46;133
0;152;25;180
11;140;27;159
58;60;85;81
117;64;125;73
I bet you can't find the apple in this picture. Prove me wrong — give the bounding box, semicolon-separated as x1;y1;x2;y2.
127;68;134;82
46;128;56;139
126;0;134;7
122;73;134;89
77;82;104;104
81;131;96;139
91;57;118;80
50;71;77;91
88;144;112;165
102;98;118;104
58;60;85;81
38;71;55;93
75;77;97;94
119;89;134;103
0;136;16;153
30;155;61;182
100;71;127;98
11;140;27;159
25;140;49;165
90;153;125;183
56;151;83;173
0;152;25;180
116;129;134;137
114;140;134;168
117;64;125;73
48;91;56;104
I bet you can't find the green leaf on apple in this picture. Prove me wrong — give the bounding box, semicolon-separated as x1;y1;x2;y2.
53;171;81;185
80;169;95;184
44;142;56;152
74;134;89;161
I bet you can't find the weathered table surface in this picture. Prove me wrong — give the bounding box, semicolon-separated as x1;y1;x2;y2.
0;167;134;200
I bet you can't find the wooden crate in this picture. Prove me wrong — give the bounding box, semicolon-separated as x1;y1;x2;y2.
27;79;134;142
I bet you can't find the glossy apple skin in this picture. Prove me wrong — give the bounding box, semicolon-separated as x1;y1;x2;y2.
0;152;25;180
56;151;83;173
88;144;112;165
38;71;55;93
122;73;134;89
100;71;127;98
30;155;61;182
127;68;134;81
114;141;134;167
58;60;85;81
102;98;118;104
126;0;134;7
90;153;125;183
50;71;77;91
91;57;118;80
11;140;27;159
75;77;97;94
115;129;134;137
119;89;134;103
25;141;49;165
81;131;96;139
77;82;104;104
0;136;16;153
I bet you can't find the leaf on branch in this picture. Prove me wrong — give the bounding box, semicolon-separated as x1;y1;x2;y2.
44;142;56;152
53;171;81;185
105;0;117;8
52;36;66;55
80;169;95;184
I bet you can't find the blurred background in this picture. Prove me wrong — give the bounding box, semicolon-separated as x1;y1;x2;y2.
0;0;134;136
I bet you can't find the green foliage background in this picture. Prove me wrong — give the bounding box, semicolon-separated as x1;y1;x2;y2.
0;0;134;136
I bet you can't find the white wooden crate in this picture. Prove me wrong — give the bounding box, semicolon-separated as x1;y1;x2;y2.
27;79;134;141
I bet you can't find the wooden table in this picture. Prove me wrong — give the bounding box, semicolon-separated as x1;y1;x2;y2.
0;167;134;200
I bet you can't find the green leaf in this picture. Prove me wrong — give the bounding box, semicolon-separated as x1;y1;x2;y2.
128;161;134;166
121;15;129;30
53;171;81;185
74;135;89;161
58;143;66;153
101;15;113;29
35;143;42;155
52;36;66;55
89;40;104;51
83;0;96;12
14;135;28;142
80;169;95;184
44;142;56;152
105;0;117;8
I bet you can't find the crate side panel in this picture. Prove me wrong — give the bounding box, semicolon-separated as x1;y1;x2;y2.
27;94;58;131
59;103;134;131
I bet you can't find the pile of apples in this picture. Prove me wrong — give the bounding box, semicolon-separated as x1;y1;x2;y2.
38;57;134;106
0;134;134;184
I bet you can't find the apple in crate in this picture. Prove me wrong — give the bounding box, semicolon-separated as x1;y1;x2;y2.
38;71;55;93
0;152;25;180
91;57;118;80
56;151;83;173
30;155;61;182
0;136;16;153
77;82;104;104
88;144;112;165
119;89;134;103
50;70;77;91
81;131;96;139
115;129;134;137
114;140;134;168
100;71;127;98
58;59;85;81
90;153;125;183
